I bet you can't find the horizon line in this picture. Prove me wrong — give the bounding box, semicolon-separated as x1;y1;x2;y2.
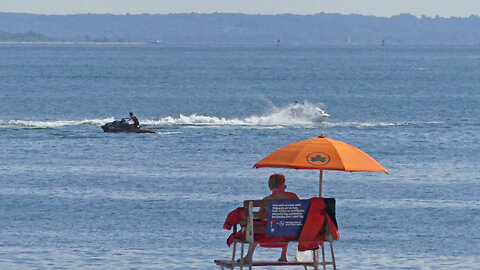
1;11;479;20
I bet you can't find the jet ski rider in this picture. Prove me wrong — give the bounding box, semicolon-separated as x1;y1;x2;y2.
123;112;140;128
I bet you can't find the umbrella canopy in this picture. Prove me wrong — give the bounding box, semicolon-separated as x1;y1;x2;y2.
254;136;388;196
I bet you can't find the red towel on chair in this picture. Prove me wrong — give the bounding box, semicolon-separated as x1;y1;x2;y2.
226;221;290;248
297;198;340;251
223;207;290;248
223;207;246;230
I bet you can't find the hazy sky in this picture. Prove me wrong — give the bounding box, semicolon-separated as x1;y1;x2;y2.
0;0;479;17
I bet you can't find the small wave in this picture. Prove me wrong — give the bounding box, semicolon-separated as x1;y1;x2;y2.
0;117;115;128
156;131;182;135
323;121;443;128
342;198;480;209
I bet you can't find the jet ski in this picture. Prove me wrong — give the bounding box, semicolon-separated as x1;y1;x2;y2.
289;103;329;123
311;108;330;122
101;119;156;133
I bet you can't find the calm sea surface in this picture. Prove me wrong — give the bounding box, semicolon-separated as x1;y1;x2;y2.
0;45;479;269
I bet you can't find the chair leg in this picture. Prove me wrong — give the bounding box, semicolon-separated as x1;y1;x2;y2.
321;245;326;270
247;243;254;270
329;239;336;270
313;249;319;270
239;242;245;270
231;242;237;269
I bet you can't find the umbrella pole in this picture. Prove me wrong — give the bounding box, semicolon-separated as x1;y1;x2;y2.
319;169;323;197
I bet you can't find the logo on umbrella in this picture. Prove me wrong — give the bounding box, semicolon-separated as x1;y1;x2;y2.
307;152;331;166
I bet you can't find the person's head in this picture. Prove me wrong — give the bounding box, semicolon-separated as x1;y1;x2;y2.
268;174;286;191
129;112;133;116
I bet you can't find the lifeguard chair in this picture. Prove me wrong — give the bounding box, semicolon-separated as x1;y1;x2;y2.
215;197;338;270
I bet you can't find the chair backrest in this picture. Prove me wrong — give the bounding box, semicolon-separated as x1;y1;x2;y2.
323;198;337;229
241;198;337;243
242;200;269;235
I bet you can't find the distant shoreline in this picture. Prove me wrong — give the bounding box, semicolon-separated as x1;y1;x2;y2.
2;13;480;45
0;41;144;45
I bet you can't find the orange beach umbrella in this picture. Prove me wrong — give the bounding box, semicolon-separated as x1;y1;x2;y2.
254;136;388;196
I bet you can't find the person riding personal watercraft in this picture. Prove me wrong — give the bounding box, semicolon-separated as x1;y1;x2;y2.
289;101;329;123
123;112;140;128
101;113;155;133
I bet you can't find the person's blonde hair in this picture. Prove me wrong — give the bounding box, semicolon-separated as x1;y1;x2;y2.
268;174;285;190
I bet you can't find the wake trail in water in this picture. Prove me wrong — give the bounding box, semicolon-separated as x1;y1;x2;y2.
0;117;115;129
0;102;444;129
145;101;329;126
0;118;444;129
0;103;330;128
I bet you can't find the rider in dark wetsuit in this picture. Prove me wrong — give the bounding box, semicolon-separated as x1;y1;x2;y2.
125;112;140;128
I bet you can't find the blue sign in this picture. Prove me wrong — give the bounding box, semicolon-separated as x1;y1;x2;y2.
267;200;310;237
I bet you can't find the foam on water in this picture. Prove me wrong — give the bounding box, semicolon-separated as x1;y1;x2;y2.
0;103;330;128
145;102;329;126
2;103;442;129
0;102;445;129
0;117;115;128
0;118;443;130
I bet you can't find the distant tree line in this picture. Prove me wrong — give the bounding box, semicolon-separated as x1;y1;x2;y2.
0;30;55;42
0;30;128;43
1;12;480;45
70;35;127;43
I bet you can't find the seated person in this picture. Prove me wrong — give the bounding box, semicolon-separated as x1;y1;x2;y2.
241;173;299;263
123;112;140;128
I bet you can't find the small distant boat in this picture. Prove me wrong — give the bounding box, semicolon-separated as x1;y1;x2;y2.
101;119;156;133
150;40;163;46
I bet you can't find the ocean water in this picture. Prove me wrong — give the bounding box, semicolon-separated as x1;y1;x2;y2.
0;45;479;269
